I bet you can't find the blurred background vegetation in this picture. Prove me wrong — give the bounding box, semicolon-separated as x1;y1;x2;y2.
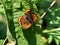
0;0;60;45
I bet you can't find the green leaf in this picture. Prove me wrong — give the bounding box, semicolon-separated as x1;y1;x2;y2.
54;38;59;45
0;40;4;45
48;35;53;43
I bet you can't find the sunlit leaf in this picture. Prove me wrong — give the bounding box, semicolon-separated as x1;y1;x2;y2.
48;35;53;43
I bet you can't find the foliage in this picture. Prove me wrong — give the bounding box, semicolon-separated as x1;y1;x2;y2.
0;0;60;45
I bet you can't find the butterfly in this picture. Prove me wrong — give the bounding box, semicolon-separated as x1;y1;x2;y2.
18;9;37;29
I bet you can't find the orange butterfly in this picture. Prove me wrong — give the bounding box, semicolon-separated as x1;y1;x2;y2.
18;9;37;29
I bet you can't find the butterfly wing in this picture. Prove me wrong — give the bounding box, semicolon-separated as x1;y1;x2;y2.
18;16;32;29
32;14;37;22
25;9;37;23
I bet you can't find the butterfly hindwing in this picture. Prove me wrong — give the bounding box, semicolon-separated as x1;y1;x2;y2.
18;16;31;29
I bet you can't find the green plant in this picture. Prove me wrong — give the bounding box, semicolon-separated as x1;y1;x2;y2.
0;0;60;45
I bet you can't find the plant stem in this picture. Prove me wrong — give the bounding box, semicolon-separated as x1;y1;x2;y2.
2;37;8;45
43;28;60;33
41;0;56;19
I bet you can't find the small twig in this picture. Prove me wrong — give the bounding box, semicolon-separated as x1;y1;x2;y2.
41;0;56;19
2;37;8;45
43;28;60;33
